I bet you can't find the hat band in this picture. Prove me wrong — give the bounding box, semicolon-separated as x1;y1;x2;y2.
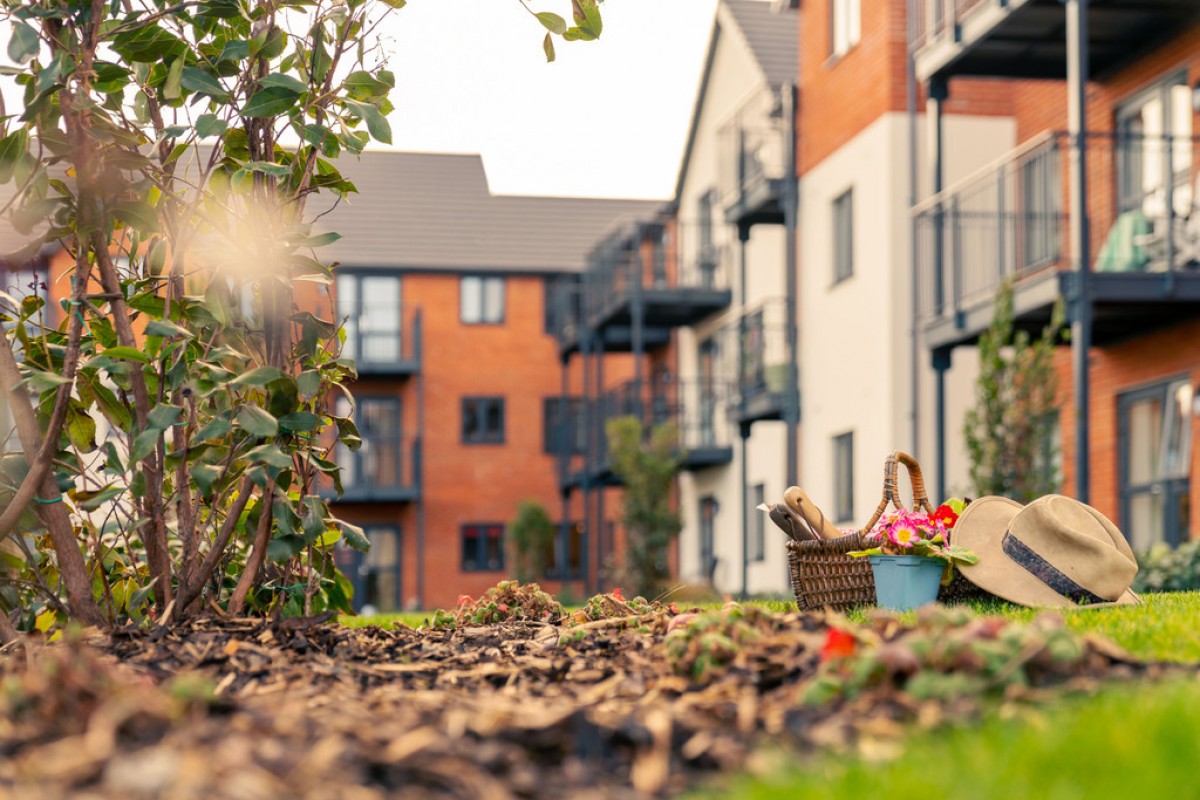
1001;531;1107;606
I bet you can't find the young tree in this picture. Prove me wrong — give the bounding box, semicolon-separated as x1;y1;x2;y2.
606;415;682;598
507;499;555;583
0;0;605;634
963;279;1065;503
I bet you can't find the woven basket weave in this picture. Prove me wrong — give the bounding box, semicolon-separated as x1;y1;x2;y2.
786;451;990;611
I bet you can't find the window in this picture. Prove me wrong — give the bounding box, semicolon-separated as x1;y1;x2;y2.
543;521;585;579
830;0;861;57
334;397;403;491
750;484;766;562
336;273;402;365
739;310;766;394
832;188;854;283
833;431;854;523
543;397;586;455
1119;379;1192;551
462;396;505;444
699;496;718;581
699;338;719;447
462;523;505;571
461;275;505;324
362;526;401;612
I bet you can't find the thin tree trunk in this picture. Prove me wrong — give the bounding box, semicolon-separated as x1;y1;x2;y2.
228;496;273;615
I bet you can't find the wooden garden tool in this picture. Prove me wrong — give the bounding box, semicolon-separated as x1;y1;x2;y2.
782;486;843;540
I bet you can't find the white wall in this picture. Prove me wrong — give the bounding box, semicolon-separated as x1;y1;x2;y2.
799;112;1015;529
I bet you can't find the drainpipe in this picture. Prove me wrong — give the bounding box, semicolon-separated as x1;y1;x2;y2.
416;358;426;610
1066;0;1091;503
738;222;750;599
783;81;800;488
906;25;920;456
740;422;750;600
928;75;948;502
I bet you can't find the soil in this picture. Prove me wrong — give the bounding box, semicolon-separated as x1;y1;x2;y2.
0;598;1183;799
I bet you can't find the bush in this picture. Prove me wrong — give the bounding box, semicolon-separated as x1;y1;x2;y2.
1133;542;1200;593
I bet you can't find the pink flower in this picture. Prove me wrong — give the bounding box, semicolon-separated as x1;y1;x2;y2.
888;521;920;548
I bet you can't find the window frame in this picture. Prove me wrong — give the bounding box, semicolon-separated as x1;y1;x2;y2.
461;522;506;572
1118;377;1192;550
460;274;506;325
699;496;718;579
832;187;855;284
829;0;861;58
335;395;403;491
335;271;403;366
833;431;855;524
543;397;586;455
462;396;506;445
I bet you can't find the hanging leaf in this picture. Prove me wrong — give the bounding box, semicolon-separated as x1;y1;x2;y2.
66;405;98;453
180;66;229;100
163;56;184;100
7;21;40;64
230;366;286;387
243;86;302;117
195;113;228;139
543;33;556;63
536;12;567;34
337;519;371;553
343;99;392;145
237;406;279;438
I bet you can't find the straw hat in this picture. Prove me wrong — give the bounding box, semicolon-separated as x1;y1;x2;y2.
954;494;1140;608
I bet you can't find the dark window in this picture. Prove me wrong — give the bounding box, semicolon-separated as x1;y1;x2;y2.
739;310;766;394
336;273;402;365
335;396;402;490
1119;378;1192;551
461;275;505;324
699;496;718;580
543;397;586;455
462;396;505;444
833;188;854;283
362;526;401;611
543;521;585;579
833;431;854;523
462;523;505;571
750;484;766;562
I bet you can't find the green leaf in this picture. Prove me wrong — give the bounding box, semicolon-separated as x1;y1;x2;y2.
243;86;301;117
337;519;371;553
292;231;341;248
145;319;192;339
195;113;228;139
77;485;124;512
191;463;222;497
297;370;321;400
164;56;184;100
343;99;392;145
130;428;163;463
7;21;40;65
195;416;232;442
543;33;555;63
258;73;307;94
266;534;306;563
244;442;291;470
301;496;326;543
113;201;160;232
236;406;279;437
278;412;321;433
102;346;150;363
536;12;568;34
245;160;291;178
66;406;97;453
0;130;29;184
231;366;285;387
180;66;229;99
22;368;70;392
147;403;184;431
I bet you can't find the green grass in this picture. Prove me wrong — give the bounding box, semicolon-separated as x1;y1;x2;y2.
694;677;1200;799
844;591;1200;662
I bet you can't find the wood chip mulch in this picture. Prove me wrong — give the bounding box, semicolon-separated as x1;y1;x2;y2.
0;602;1187;799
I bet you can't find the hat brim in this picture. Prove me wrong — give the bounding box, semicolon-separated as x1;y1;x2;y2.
955;496;1140;609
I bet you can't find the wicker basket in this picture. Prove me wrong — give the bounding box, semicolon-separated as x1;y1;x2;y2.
786;451;990;611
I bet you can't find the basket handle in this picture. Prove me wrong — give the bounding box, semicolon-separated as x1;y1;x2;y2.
782;486;843;540
859;450;934;533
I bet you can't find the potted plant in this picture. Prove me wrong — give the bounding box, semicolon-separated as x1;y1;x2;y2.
849;500;978;611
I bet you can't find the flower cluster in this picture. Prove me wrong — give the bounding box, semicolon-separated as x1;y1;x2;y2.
850;499;977;570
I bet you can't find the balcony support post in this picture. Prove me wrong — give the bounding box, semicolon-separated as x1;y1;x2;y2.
783;81;800;487
739;421;750;601
932;347;951;503
1066;0;1091;503
928;76;948;315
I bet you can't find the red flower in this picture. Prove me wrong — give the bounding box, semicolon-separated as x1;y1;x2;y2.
457;594;472;607
820;628;858;662
498;603;509;613
611;587;625;601
932;504;959;529
668;602;680;615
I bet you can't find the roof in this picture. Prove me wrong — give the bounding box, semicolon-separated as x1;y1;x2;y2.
1;150;663;274
317;151;663;272
723;0;798;86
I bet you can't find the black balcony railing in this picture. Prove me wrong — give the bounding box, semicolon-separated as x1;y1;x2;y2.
333;434;421;502
914;131;1200;322
578;221;731;331
344;306;422;376
720;298;792;423
719;87;789;226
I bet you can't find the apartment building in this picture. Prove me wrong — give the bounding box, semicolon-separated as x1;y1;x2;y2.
910;0;1200;549
300;152;658;611
796;0;1019;526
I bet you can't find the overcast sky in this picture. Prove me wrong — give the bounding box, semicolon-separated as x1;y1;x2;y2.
0;0;722;200
380;0;720;199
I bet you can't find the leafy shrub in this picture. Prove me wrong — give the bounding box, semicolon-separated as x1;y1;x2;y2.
1133;542;1200;593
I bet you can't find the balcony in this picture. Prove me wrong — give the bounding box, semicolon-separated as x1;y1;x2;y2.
344;306;422;378
329;434;421;503
577;221;732;348
720;298;795;426
909;0;1200;83
720;88;790;228
581;378;734;484
914;131;1200;351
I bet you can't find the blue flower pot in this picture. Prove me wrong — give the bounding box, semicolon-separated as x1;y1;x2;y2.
868;555;943;611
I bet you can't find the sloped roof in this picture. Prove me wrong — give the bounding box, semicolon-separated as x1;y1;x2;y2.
723;0;798;86
317;151;663;272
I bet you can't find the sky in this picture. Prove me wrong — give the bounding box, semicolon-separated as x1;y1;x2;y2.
378;0;720;199
0;0;722;200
